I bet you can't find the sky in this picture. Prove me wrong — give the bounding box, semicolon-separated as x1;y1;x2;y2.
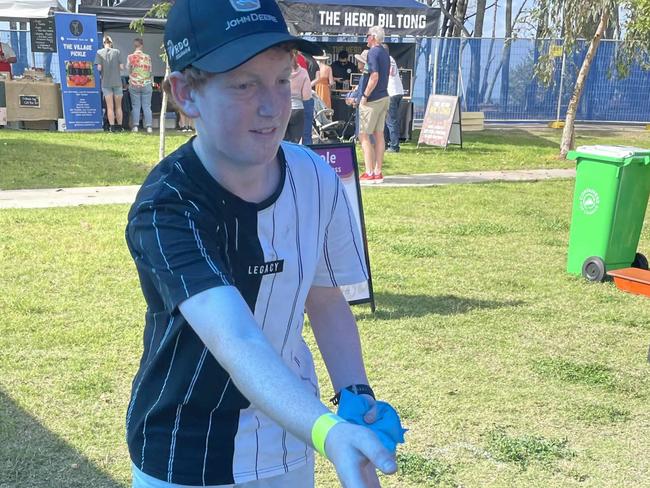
458;0;534;38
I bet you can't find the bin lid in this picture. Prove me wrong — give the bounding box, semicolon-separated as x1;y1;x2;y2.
567;145;650;164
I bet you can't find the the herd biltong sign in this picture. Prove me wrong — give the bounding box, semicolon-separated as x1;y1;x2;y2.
278;1;439;36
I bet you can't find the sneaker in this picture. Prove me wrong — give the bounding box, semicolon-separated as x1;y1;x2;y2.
131;126;139;133
372;173;384;183
109;125;117;133
385;147;399;153
359;172;374;185
146;127;153;134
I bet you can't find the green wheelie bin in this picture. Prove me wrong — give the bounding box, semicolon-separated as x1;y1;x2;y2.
566;145;650;282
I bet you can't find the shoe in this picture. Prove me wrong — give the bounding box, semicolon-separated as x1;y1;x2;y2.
131;126;139;132
385;147;399;153
118;125;125;132
109;125;117;133
146;127;153;133
372;173;384;183
359;172;374;185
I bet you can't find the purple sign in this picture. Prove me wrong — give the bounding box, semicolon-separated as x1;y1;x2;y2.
311;145;355;179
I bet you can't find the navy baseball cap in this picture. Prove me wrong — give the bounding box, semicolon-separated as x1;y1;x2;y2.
164;0;321;73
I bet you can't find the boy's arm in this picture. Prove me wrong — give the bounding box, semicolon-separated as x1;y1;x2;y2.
179;285;329;440
179;285;396;487
306;286;369;394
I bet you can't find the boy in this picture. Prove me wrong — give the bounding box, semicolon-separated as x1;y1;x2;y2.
124;0;398;487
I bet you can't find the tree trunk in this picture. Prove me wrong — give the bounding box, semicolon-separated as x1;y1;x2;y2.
467;0;486;109
560;9;610;158
499;0;513;112
452;0;469;37
479;0;498;102
159;61;170;160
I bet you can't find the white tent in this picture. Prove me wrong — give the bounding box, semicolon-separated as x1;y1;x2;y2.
0;0;67;21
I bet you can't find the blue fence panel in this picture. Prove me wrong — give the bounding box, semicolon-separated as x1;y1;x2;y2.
3;26;650;123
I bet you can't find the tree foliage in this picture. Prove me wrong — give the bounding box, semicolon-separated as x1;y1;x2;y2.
617;0;650;75
531;0;617;86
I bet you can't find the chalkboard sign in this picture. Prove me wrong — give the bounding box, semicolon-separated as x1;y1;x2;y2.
19;95;41;108
398;69;412;99
418;95;462;148
30;17;57;53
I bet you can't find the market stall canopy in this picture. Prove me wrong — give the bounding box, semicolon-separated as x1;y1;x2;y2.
278;0;440;37
78;0;166;27
0;0;67;20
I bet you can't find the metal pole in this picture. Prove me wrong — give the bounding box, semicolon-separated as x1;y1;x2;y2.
555;43;566;122
432;37;438;95
456;37;462;97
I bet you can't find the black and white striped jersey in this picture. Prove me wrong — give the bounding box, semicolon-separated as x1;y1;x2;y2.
124;140;368;486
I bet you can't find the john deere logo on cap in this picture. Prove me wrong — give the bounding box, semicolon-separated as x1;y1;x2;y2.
579;188;600;215
229;0;260;12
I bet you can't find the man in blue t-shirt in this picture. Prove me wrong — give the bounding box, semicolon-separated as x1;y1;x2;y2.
358;26;390;185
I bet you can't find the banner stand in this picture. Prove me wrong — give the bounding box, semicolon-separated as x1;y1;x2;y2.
309;142;376;312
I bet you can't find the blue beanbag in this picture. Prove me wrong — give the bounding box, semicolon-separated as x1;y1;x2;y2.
336;389;407;453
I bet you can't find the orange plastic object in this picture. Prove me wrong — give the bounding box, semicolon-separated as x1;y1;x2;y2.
607;267;650;297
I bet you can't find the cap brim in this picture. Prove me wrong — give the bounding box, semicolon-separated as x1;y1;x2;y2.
192;32;321;74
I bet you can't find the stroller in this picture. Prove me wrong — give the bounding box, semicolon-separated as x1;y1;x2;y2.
311;92;356;144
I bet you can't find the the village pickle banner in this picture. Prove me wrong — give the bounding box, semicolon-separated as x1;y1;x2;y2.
55;12;103;131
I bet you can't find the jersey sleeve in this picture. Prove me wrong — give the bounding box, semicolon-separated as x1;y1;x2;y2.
312;174;369;287
126;192;233;313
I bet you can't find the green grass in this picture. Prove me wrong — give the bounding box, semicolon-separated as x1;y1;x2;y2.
3;127;650;189
1;180;650;487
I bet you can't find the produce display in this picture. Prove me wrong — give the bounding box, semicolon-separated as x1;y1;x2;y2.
65;61;95;88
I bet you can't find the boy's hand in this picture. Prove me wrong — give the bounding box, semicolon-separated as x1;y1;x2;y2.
361;394;377;424
325;422;397;488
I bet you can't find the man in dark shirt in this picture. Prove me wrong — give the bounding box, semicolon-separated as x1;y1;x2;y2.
358;26;390;185
331;50;358;90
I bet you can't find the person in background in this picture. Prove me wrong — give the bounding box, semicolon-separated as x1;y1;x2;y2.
127;37;154;133
346;50;369;139
0;41;16;79
285;50;311;143
178;111;194;133
382;44;404;153
95;35;125;132
301;50;318;144
311;52;333;109
331;50;358;90
358;26;390;185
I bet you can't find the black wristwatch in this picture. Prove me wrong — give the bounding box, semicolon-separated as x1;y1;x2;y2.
330;384;375;405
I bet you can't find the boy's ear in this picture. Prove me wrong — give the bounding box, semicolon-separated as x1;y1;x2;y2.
168;72;200;119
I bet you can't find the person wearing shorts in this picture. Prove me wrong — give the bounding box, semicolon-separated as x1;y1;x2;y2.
124;1;399;487
358;26;390;185
95;35;124;132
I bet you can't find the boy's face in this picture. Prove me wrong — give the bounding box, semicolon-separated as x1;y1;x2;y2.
193;47;292;169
